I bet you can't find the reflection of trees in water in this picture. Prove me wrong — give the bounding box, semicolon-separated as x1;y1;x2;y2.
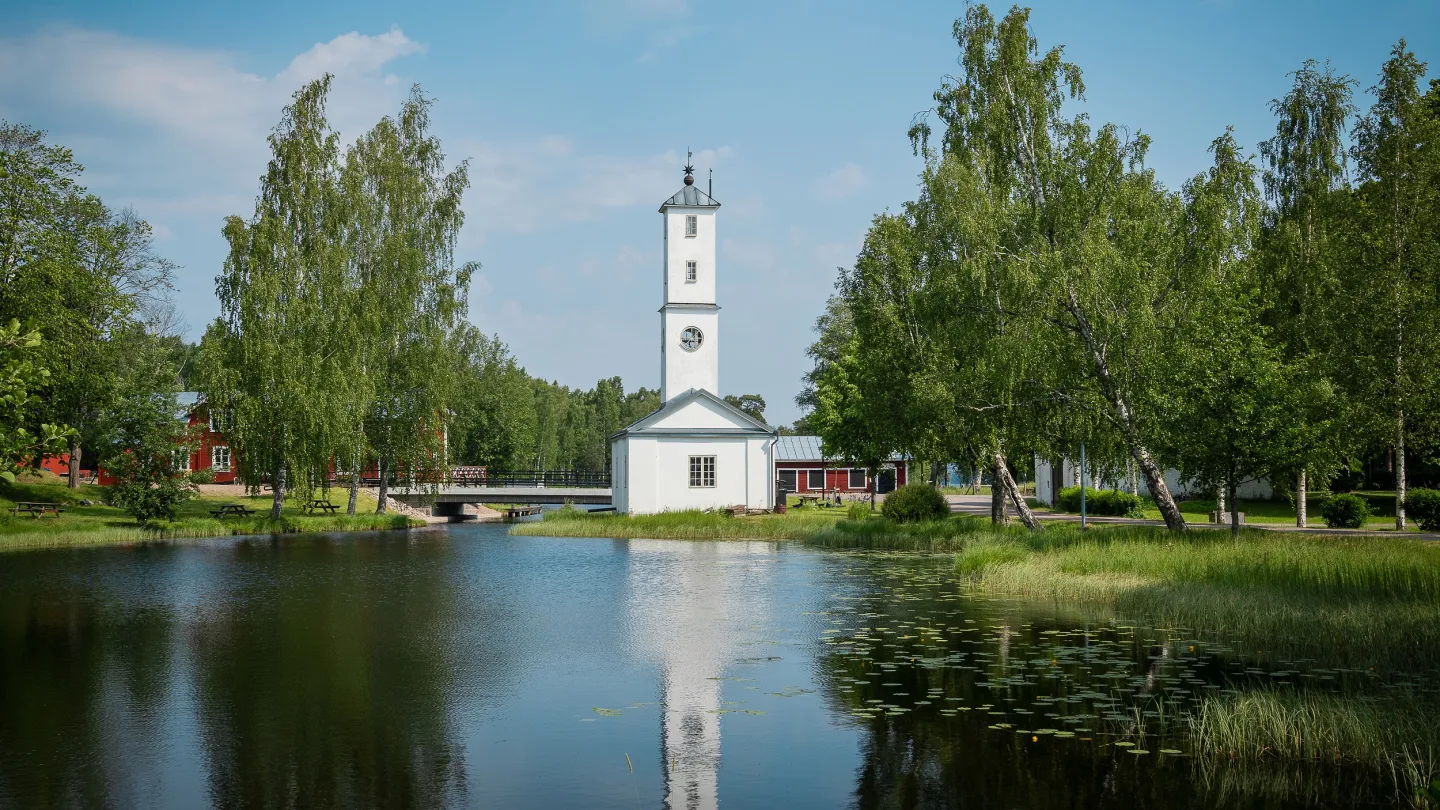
0;555;179;807
192;536;468;809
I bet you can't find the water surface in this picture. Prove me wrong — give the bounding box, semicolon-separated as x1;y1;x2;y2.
0;525;1411;808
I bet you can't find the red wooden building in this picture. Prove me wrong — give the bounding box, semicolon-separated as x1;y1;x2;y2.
774;435;907;496
89;392;237;485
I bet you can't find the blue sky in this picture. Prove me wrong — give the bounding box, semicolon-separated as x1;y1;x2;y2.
2;1;1436;425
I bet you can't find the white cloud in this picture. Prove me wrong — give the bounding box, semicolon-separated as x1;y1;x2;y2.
278;28;426;85
811;162;869;201
459;141;733;234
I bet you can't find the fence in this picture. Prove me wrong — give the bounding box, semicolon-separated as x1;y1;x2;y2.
448;468;610;489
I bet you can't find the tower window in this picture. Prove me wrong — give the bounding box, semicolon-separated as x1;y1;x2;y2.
686;260;697;282
689;455;716;488
685;215;697;237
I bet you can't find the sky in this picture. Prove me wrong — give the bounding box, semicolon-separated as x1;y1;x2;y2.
2;0;1436;426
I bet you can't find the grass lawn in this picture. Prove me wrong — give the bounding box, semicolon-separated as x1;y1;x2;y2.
510;503;849;540
1039;490;1410;530
1;473;422;552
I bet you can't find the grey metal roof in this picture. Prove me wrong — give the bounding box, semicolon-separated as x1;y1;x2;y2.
659;184;720;209
775;435;906;463
176;391;202;420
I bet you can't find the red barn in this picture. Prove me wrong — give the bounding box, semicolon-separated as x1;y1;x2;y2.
774;435;906;497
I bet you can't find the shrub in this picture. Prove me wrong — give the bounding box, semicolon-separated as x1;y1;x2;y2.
846;500;873;520
880;484;950;523
1319;492;1371;529
1055;486;1142;517
189;468;216;485
1402;488;1440;531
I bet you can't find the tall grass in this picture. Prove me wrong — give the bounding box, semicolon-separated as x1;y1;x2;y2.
1189;688;1440;807
509;506;844;540
0;513;421;552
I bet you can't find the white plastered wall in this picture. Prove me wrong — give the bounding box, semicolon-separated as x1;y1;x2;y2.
619;434;773;514
662;206;717;306
661;308;718;401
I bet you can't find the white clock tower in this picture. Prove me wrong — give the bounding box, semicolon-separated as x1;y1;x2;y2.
659;160;720;401
608;157;777;515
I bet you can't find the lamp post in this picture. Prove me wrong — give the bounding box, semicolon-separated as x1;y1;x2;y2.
1079;443;1088;531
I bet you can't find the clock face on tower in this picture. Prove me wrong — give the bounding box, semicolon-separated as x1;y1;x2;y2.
679;326;704;352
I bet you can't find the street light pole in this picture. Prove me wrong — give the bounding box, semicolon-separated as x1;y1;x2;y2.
1079;443;1088;531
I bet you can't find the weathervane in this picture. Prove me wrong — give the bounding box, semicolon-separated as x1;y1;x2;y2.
683;148;695;185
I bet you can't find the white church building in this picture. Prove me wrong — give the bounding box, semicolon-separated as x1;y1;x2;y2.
608;163;778;515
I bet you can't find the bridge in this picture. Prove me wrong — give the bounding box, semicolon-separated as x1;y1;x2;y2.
385;470;612;516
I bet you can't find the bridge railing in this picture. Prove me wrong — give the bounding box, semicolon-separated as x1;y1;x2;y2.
448;468;610;489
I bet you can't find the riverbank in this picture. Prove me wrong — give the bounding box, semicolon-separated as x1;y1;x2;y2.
509;504;848;540
0;476;424;552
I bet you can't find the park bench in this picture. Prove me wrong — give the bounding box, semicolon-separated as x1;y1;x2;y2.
208;503;256;518
304;499;340;515
12;502;63;518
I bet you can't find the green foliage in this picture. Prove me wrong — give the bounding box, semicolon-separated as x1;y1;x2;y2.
99;392;196;525
722;393;767;424
1401;488;1440;531
1318;492;1371;529
189;467;216;485
845;500;873;520
1055;486;1142;517
513;508;843;540
880;483;949;523
0;319;70;483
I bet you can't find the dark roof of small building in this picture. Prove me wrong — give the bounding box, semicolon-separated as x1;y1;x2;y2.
775;435;907;463
659;184;720;210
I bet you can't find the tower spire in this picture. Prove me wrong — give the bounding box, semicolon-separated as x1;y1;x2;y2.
683;149;695;186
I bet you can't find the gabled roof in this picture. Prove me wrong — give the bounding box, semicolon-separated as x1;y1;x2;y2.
610;388;776;441
659;184;720;210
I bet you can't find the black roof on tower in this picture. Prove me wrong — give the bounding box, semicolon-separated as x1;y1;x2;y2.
659;184;720;210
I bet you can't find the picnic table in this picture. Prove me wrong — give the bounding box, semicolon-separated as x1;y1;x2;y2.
304;499;340;515
208;503;256;518
12;501;63;518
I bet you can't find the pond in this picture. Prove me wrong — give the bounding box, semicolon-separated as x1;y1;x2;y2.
0;525;1415;808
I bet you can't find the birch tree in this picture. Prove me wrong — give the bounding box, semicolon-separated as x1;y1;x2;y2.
1346;42;1440;530
345;87;474;513
1258;59;1355;526
211;77;353;519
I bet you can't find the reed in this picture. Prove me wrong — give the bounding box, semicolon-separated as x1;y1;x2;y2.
0;513;421;552
510;507;844;540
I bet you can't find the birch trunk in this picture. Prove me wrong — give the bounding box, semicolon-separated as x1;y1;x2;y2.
1396;410;1406;531
994;451;1041;531
376;457;389;515
1296;469;1307;527
1064;285;1186;531
1228;476;1240;537
67;436;82;489
270;462;285;521
989;461;1007;524
347;456;359;515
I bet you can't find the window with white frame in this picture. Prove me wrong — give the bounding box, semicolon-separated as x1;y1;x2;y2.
848;468;866;489
689;455;716;488
685;215;697;237
777;469;798;492
212;445;232;473
806;469;824;490
209;409;231;433
173;449;191;472
686;260;697;282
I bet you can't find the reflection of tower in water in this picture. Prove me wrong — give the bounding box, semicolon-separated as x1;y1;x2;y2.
626;540;775;810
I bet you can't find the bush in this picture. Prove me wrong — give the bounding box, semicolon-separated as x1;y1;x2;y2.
189;468;216;485
846;500;873;520
1055;486;1142;517
1402;488;1440;531
1319;492;1371;529
880;484;950;523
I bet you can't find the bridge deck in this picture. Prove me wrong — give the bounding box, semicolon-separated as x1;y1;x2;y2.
391;487;612;506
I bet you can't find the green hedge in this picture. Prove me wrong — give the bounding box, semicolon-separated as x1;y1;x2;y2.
1319;492;1371;529
881;484;950;523
1056;486;1142;517
1402;488;1440;531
